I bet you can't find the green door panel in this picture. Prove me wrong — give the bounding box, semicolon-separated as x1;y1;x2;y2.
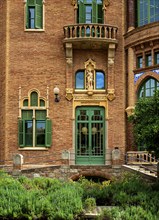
75;107;105;165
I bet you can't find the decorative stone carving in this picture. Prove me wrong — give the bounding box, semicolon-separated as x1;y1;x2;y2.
84;59;96;95
125;106;135;117
66;58;73;66
107;89;115;101
104;0;110;7
108;58;114;66
65;88;73;101
71;0;76;6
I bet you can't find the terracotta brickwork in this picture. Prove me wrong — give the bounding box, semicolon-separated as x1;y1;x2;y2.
0;0;159;168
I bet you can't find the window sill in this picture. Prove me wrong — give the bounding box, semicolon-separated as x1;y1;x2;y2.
24;29;45;32
18;147;49;151
75;89;106;93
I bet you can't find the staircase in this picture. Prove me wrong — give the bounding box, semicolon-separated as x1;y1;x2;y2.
123;151;158;180
122;164;157;180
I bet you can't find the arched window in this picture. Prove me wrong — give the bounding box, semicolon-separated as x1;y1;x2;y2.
77;0;103;24
76;71;85;89
75;70;105;90
18;90;52;148
138;78;159;98
136;0;159;27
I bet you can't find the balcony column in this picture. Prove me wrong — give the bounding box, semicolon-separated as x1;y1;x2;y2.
107;43;116;101
125;47;135;116
127;0;135;31
65;43;73;101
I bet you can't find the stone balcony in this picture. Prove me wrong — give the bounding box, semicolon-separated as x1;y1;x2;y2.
63;23;118;49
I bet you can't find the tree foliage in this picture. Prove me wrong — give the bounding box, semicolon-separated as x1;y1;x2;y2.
129;90;159;157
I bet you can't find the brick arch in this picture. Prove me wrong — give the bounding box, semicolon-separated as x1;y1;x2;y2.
135;71;159;98
70;170;112;181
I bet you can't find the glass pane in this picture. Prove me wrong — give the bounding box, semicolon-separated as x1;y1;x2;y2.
36;121;45;145
76;71;85;89
86;6;92;23
96;71;105;89
29;7;35;28
25;120;33;146
91;123;103;156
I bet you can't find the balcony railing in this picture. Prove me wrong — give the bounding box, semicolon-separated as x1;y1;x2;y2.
63;24;118;47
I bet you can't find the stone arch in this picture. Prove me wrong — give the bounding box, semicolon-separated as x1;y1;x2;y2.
70;170;112;181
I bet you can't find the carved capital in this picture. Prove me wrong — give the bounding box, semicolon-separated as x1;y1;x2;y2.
107;89;115;101
65;88;73;101
66;58;73;66
125;106;135;117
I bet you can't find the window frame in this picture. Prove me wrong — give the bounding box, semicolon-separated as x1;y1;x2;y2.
136;55;143;69
138;77;159;99
75;69;105;91
25;0;45;31
18;91;52;148
77;0;103;24
136;0;159;27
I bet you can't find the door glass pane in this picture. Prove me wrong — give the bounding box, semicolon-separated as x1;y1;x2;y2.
25;120;33;146
77;123;89;155
91;123;103;156
36;121;45;145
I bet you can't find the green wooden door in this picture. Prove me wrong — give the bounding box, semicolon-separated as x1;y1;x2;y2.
75;107;105;165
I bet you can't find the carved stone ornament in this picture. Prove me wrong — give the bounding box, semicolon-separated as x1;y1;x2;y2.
71;0;76;6
125;106;135;117
108;58;114;66
65;88;73;101
104;0;110;7
107;89;115;101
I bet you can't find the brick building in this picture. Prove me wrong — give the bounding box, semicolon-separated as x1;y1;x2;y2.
0;0;159;169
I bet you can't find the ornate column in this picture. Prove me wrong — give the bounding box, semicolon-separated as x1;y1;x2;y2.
107;43;116;101
65;43;73;101
127;0;135;31
126;47;135;116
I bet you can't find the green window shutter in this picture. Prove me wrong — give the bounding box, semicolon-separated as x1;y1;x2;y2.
79;1;85;23
92;0;97;23
28;0;35;6
26;1;29;28
97;4;103;23
36;110;46;120
18;119;25;147
35;1;43;28
45;119;52;147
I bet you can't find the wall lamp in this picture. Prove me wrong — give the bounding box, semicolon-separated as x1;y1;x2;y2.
53;86;60;102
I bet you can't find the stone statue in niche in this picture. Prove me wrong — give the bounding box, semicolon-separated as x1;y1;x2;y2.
86;69;94;90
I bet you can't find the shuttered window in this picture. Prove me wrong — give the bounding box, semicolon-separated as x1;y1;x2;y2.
18;91;52;148
77;0;103;24
26;0;43;29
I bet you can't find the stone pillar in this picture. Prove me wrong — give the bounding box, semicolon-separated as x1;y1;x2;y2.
127;0;135;31
13;154;23;170
107;43;116;101
126;47;135;116
65;43;73;101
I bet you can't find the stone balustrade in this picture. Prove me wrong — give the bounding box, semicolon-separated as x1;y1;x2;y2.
63;23;118;41
126;151;157;164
